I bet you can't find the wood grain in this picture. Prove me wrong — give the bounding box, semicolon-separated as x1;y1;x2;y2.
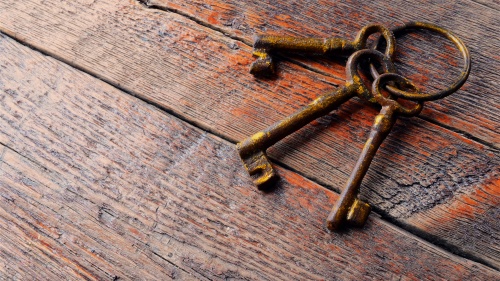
143;0;500;147
0;34;498;280
0;0;498;267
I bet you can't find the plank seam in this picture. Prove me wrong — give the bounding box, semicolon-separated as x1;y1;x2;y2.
274;156;500;271
0;141;45;172
137;0;342;87
1;31;498;272
419;115;500;153
137;0;252;45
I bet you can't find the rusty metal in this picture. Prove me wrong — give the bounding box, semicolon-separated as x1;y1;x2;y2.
374;22;471;101
238;22;471;232
250;24;396;76
237;49;395;189
327;73;423;230
325;23;471;230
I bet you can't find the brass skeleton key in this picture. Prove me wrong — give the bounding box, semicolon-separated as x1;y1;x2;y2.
250;24;395;76
237;49;395;189
326;73;423;230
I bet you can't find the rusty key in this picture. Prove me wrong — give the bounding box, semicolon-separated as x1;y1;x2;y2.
325;22;472;230
250;24;395;76
326;73;423;230
237;49;395;189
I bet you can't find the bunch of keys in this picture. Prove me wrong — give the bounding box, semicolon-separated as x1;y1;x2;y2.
236;22;471;231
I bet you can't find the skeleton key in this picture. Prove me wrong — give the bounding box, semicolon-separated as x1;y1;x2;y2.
237;49;395;189
326;73;423;230
250;24;395;76
326;22;472;230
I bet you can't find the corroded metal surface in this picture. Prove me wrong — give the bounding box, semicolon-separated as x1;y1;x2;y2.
250;24;396;77
237;49;395;190
327;73;423;230
376;22;471;101
238;22;471;232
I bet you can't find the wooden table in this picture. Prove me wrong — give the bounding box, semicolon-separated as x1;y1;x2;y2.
0;0;498;280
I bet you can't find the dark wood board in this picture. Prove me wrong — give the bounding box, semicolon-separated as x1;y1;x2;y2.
0;0;498;268
0;34;498;280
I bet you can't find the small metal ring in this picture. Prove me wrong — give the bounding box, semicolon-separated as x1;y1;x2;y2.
372;73;423;116
346;49;396;102
354;24;396;59
375;22;471;101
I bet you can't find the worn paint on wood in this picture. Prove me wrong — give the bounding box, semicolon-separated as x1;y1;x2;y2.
0;35;498;280
0;0;498;268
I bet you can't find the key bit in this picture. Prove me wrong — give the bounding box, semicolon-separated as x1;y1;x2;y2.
240;150;277;189
327;73;423;231
346;198;371;227
250;24;396;76
238;49;395;189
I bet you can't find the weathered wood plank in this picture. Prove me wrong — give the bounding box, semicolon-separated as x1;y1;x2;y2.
0;34;498;280
143;0;500;147
0;0;498;267
0;150;198;280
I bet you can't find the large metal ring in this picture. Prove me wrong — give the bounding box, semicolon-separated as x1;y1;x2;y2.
375;22;471;101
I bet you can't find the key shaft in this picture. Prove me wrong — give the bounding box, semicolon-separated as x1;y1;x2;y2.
327;106;396;230
253;36;357;56
250;24;395;76
238;49;395;189
327;73;423;230
237;84;355;157
237;84;356;189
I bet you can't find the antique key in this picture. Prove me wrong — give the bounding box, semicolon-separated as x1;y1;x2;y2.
250;24;395;76
239;21;471;231
326;73;423;230
237;49;395;190
325;22;471;230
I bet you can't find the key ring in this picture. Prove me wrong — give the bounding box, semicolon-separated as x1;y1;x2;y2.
240;21;471;232
346;49;395;102
372;73;423;116
374;22;471;101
